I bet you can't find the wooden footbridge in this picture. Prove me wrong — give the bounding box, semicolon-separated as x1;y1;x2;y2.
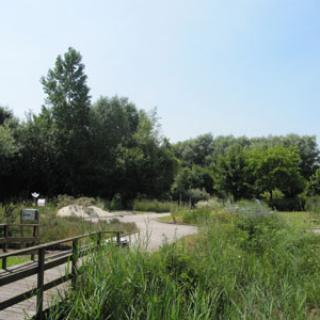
0;230;123;320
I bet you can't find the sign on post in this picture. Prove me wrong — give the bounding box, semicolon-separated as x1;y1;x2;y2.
21;209;40;224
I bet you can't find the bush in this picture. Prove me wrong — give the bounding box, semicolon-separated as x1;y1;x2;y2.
196;197;224;210
187;188;209;208
305;195;320;213
0;203;19;223
110;193;124;211
236;213;287;255
271;196;305;211
133;199;177;213
225;199;272;216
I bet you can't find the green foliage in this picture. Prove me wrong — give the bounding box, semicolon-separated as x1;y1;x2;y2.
246;145;305;199
47;211;320;319
41;47;92;195
174;133;214;167
187;188;210;207
0;49;177;203
179;207;211;224
306;168;320;196
0;47;319;212
110;193;124;211
133;199;176;213
213;144;252;200
236;213;287;255
173;134;319;210
305;196;320;214
0;106;13;125
0;125;18;157
171;166;213;205
0;203;20;223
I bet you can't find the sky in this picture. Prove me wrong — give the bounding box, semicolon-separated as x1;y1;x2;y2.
1;0;320;142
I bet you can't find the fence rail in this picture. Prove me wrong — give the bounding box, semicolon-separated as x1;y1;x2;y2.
0;230;123;320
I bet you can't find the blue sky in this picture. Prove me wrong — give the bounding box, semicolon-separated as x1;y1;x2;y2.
1;0;320;142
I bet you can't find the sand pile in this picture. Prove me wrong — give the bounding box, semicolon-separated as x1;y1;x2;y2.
57;205;114;220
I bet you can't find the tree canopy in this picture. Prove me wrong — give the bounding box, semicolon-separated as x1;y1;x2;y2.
0;48;319;211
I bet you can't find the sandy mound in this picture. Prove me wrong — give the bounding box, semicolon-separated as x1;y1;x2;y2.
57;205;114;220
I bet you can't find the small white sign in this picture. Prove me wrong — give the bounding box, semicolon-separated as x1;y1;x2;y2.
37;198;46;207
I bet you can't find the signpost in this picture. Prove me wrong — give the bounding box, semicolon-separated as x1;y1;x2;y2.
21;209;40;224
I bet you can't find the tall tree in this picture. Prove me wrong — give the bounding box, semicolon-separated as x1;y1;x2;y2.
41;48;91;194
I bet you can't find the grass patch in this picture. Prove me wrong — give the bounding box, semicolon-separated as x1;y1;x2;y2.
5;255;31;267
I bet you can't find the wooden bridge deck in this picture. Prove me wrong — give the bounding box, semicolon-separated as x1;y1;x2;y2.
0;258;71;320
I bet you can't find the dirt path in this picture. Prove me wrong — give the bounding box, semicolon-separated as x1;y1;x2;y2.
114;213;198;251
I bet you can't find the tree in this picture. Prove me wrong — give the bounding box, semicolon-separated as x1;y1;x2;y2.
0;122;19;200
212;145;252;200
174;133;214;167
171;165;212;203
246;146;305;200
0;106;13;125
16;109;60;196
88;96;140;197
118;110;177;201
41;47;91;194
306;169;320;196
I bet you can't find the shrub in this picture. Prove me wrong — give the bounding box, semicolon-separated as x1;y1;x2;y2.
305;195;320;213
133;199;177;213
236;213;287;255
110;193;124;211
271;196;305;211
225;199;272;216
187;188;209;208
196;197;224;210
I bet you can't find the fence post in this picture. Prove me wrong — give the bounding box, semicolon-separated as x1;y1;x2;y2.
2;225;8;270
36;247;45;320
97;232;102;248
31;225;38;261
71;239;79;288
116;232;121;246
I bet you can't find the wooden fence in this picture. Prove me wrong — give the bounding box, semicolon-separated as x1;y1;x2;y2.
0;223;40;269
0;230;123;319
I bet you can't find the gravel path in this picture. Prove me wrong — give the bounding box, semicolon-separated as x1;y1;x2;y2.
115;213;198;251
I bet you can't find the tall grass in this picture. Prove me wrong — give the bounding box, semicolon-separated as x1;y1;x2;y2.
47;210;320;319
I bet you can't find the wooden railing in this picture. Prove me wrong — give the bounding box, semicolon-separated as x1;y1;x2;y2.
0;223;40;269
0;230;123;319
